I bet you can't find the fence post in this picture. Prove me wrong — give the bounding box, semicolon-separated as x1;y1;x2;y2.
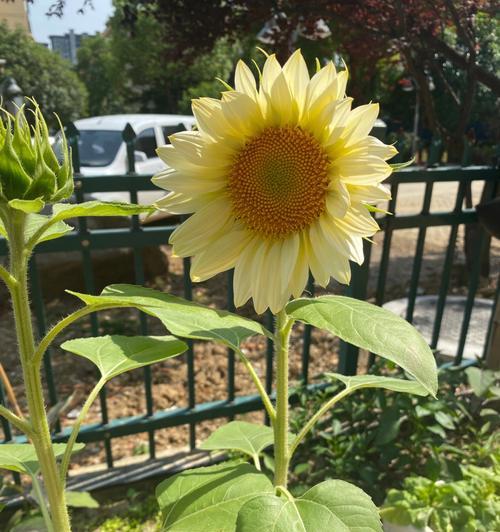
122;123;137;174
337;240;372;375
65;121;80;174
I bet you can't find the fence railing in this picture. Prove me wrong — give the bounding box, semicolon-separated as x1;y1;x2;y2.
0;136;498;470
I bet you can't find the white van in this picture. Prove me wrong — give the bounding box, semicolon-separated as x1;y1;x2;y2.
56;114;196;205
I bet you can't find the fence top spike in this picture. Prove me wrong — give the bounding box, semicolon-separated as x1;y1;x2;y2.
122;123;136;143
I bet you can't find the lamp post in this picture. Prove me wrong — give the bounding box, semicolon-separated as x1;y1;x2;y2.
0;59;24;116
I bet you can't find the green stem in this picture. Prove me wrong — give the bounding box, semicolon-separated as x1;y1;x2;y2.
289;386;358;458
7;210;71;532
59;378;106;484
31;474;55;532
33;304;128;369
273;310;293;488
236;348;276;424
0;263;15;289
0;404;32;435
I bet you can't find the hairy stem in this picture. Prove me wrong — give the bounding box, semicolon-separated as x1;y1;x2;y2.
31;474;55;532
59;378;106;484
273;310;293;488
236;348;276;424
289;386;358;458
0;404;32;435
33;304;129;369
8;211;71;531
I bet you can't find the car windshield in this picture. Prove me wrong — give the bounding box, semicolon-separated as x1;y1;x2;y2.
54;129;123;168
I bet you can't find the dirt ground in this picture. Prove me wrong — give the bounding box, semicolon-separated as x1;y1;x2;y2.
0;179;498;474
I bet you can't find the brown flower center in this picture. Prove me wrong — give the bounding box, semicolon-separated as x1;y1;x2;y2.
228;126;330;238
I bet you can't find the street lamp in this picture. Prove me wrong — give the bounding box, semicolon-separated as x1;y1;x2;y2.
0;59;24;116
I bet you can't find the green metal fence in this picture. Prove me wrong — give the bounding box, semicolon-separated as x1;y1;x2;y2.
0;130;498;472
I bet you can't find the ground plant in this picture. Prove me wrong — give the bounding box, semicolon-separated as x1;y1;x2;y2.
0;51;441;532
290;366;499;502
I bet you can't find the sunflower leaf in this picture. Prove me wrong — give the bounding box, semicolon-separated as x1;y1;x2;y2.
326;373;430;396
68;284;272;349
0;443;84;477
286;296;437;396
200;421;274;459
156;462;273;531
235;479;382;531
52;200;154;221
61;335;187;381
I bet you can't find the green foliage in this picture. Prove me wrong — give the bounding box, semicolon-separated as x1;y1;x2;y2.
236;480;381;531
61;335;188;381
381;464;500;532
286;296;438;396
327;373;429;396
0;443;84;477
156;462;273;531
200;421;274;464
51;201;154;222
65;491;99;509
290;366;499;505
76;9;240;115
69;283;271;350
0;212;72;243
0;23;87;127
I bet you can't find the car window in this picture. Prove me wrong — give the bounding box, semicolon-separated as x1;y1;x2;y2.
53;130;123;168
135;127;157;158
162;123;187;144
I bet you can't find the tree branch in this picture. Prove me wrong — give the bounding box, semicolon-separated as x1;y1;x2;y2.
422;31;500;95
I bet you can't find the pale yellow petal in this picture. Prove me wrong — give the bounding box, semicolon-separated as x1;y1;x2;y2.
153;168;226;194
170;197;233;256
234;237;261;308
287;232;310;298
309;220;351;285
221;91;263;137
321;214;364;265
326;178;350;218
250;241;272;314
342;103;380;147
156;145;230;178
167;135;203;164
348;183;391;203
260;54;282;96
234;60;258;101
191;228;252;282
307;222;333;287
332;154;392;185
266;71;295;125
334;203;379;237
282;49;309;116
192;98;240;144
155;191;219;214
342;135;398;161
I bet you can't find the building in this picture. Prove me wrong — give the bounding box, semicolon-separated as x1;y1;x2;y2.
0;0;31;33
49;29;88;65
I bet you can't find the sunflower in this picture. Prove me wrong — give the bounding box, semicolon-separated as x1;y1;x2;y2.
153;50;396;314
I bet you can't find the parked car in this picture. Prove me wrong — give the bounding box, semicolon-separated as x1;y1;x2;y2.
53;114;196;206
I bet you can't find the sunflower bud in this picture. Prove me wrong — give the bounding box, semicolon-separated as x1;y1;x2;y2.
0;101;73;210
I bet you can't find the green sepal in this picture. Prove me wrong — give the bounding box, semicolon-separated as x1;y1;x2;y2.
8;198;45;214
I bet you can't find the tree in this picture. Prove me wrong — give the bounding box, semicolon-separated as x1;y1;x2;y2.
76;5;241;115
109;0;499;161
0;23;88;127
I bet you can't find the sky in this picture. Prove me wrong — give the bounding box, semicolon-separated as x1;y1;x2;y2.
28;0;114;45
